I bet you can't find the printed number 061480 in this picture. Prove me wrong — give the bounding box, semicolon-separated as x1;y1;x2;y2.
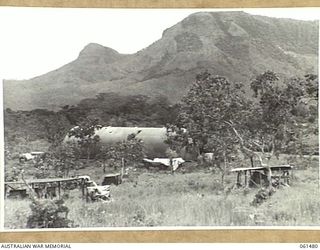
300;244;318;248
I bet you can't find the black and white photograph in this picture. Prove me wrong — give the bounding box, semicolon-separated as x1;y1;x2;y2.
1;7;319;230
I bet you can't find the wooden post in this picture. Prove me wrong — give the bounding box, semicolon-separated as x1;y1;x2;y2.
236;172;240;187
250;157;254;168
285;170;290;185
170;157;173;174
85;183;89;203
58;181;61;199
4;184;7;199
289;170;292;185
244;170;248;188
44;183;47;199
83;178;90;202
259;172;262;188
81;179;85;199
121;159;124;180
121;158;125;170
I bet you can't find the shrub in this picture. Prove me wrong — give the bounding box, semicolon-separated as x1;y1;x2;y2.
26;198;75;228
251;187;276;206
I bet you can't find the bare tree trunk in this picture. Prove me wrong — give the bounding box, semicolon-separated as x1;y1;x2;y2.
66;167;70;178
266;140;275;191
121;158;125;178
226;121;275;190
225;122;264;165
267;166;272;190
221;151;228;188
121;158;125;171
86;147;90;164
103;162;106;173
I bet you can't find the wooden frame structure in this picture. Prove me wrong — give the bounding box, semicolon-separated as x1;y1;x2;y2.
4;176;91;199
230;165;293;188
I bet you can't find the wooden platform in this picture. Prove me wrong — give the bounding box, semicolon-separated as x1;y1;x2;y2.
230;165;293;188
5;176;90;185
230;165;293;172
5;176;91;199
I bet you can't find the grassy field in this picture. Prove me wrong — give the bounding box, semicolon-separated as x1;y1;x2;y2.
4;158;320;228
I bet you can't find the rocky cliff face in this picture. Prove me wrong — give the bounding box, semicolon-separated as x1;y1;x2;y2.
4;11;318;110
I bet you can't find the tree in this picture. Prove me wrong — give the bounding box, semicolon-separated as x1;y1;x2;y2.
245;72;305;154
46;142;80;177
227;71;307;189
67;118;102;162
168;72;250;186
100;133;146;173
43;113;72;148
58;92;179;127
169;70;310;189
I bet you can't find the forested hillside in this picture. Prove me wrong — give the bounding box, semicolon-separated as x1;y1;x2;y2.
4;93;179;153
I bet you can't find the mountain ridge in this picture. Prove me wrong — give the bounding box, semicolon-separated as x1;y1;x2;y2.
4;11;318;110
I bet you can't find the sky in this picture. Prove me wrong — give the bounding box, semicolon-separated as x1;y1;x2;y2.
0;7;319;80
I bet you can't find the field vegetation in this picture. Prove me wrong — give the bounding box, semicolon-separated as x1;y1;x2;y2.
3;71;319;229
5;158;319;228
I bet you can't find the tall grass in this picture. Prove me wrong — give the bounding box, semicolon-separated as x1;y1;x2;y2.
4;199;30;229
5;167;319;229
